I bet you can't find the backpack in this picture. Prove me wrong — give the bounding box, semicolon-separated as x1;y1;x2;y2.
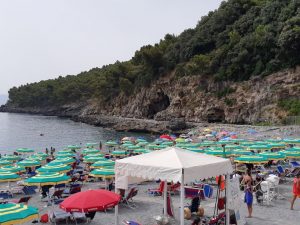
40;213;49;223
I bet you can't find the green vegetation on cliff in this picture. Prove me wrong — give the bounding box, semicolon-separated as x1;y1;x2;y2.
7;0;300;107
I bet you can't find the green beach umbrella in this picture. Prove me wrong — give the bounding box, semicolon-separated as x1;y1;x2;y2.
0;203;39;225
248;144;271;151
56;153;75;158
16;148;34;153
280;150;300;159
17;160;41;167
2;155;20;161
205;150;233;158
112;150;127;156
216;140;232;145
239;142;255;147
91;160;115;169
27;154;47;161
126;145;140;150
160;141;174;147
234;155;268;164
224;145;244;150
232;150;253;156
283;139;300;144
0;160;11;166
259;152;285;160
286;147;300;152
67;145;81;150
136;141;149;147
83;155;106;163
50;157;75;165
105;141;119;147
81;148;100;155
198;141;216;147
89;168;115;179
86;142;98;148
121;143;134;149
37;164;71;173
0;165;25;173
133;149;151;154
0;172;21;182
186;148;205;153
24;172;70;186
267;143;286;149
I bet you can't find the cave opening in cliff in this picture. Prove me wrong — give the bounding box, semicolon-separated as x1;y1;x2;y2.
207;108;225;123
147;92;170;119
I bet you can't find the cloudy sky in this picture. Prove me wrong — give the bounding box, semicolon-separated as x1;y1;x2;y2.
0;0;222;95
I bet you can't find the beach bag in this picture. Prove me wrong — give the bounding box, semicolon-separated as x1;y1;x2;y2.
217;197;225;210
40;214;48;223
184;207;191;219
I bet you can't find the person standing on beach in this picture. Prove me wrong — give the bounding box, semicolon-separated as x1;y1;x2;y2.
241;169;253;218
291;173;300;210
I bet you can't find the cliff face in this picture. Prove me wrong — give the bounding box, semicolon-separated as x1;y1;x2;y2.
2;67;299;132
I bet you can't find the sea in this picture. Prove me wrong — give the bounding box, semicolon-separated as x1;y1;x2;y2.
0;112;153;154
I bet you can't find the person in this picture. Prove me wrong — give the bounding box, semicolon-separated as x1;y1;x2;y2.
191;217;200;225
291;173;300;210
241;169;253;218
45;148;49;155
99;141;102;150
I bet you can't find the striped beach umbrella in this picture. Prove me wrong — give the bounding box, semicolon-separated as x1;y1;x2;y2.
205;150;233;158
24;172;70;186
2;155;20;161
224;145;244;150
0;203;38;225
232;150;253;156
83;155;106;163
133;149;151;154
56;153;75;158
248;144;271;151
186;148;205;153
81;148;100;155
86;143;98;148
234;155;268;164
112;150;126;156
91;160;115;169
50;157;75;165
0;160;11;166
67;145;81;150
267;143;286;149
0;165;25;173
105;141;118;147
280;151;300;159
0;172;21;182
37;164;71;174
259;152;285;160
16;148;34;153
282;139;300;144
17;160;41;167
89;168;115;179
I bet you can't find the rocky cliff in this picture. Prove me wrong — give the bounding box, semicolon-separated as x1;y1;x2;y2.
2;67;299;133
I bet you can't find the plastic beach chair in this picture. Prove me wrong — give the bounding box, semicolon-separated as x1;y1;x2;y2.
148;181;164;196
122;187;138;208
9;196;31;204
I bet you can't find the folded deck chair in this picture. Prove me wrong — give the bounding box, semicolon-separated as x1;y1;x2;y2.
0;191;12;200
22;186;36;195
122;187;138;208
148;181;164;196
290;161;300;168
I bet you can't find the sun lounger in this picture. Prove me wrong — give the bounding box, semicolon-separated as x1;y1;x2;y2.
121;187;138;208
169;183;180;195
49;209;71;225
0;191;12;200
9;196;31;204
22;186;37;195
290;161;300;168
71;212;90;225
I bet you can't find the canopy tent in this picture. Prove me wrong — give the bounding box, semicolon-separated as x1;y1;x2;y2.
115;147;233;225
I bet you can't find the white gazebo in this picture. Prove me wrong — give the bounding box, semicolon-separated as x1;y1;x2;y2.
115;147;233;225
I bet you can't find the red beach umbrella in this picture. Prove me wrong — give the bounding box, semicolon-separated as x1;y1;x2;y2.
160;134;173;141
60;189;121;212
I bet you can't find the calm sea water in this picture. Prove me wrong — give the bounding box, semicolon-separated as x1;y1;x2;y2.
0;112;153;154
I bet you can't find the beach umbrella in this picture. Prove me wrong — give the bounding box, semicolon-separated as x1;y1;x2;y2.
105;141;119;147
50;157;75;165
24;172;70;186
83;156;106;163
60;189;121;212
37;164;71;173
160;141;174;147
198;141;216;147
56;153;75;158
147;144;160;150
112;150;126;156
2;155;20;161
86;143;98;148
0;160;11;166
186;148;205;153
81;148;100;155
0;172;21;182
205;150;233;158
0;165;25;173
239;142;255;147
67;145;81;150
259;152;285;160
234;155;268;164
126;145;140;150
136;141;149;147
17;160;41;167
224;145;244;150
136;138;148;143
216;140;232;145
160;134;173;141
91;160;115;169
16;148;34;153
280;151;300;159
267;143;286;149
286;147;300;152
121;143;134;149
89;168;115;179
248;144;271;151
0;203;38;225
175;138;185;143
232;150;253;156
282;139;300;144
133;149;151;154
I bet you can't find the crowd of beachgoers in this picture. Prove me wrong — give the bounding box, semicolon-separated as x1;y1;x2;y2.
0;126;300;225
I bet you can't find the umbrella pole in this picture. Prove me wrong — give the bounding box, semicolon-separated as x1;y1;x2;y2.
180;170;184;225
163;180;167;216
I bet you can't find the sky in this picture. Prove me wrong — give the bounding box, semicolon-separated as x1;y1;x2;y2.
0;0;223;95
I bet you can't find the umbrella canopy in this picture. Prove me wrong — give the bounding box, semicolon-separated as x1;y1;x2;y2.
86;143;98;148
17;160;41;167
24;173;70;186
16;148;34;153
185;148;205;153
0;160;11;166
280;151;300;159
60;189;121;212
259;152;285;160
56;153;75;158
67;145;81;150
91;160;115;168
234;155;268;164
105;141;119;147
0;172;21;182
90;168;115;178
50;157;75;165
81;148;100;155
112;151;127;156
2;155;20;161
37;164;71;173
0;165;25;173
83;156;106;163
283;139;300;144
126;145;140;150
267;143;286;149
205;150;233;158
248;144;271;151
0;203;38;225
133;149;151;154
160;135;173;141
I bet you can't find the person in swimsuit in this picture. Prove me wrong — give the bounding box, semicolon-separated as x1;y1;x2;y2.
291;173;300;210
242;169;253;218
